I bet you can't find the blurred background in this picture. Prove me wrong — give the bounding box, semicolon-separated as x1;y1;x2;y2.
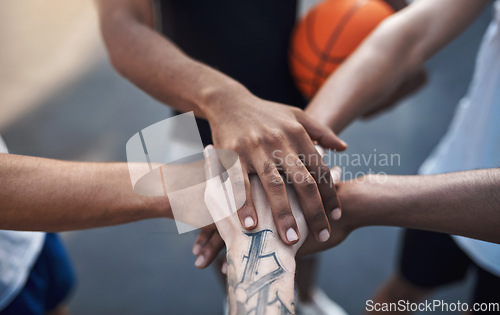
0;0;493;314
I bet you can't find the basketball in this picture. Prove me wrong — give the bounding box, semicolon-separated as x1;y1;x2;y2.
290;0;394;99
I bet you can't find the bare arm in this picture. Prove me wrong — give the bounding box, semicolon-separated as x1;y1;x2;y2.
203;146;307;314
0;154;170;231
195;166;500;262
95;0;246;118
300;168;500;255
306;0;491;133
96;0;347;245
224;178;304;315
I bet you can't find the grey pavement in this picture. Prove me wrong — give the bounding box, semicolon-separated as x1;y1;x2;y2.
1;5;493;315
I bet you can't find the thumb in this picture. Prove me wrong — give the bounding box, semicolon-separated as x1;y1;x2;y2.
330;166;342;184
203;145;226;180
203;145;234;222
297;112;347;151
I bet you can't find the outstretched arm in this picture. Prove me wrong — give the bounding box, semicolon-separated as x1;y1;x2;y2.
198;167;500;262
0;153;170;231
300;168;500;255
96;0;347;245
306;0;490;133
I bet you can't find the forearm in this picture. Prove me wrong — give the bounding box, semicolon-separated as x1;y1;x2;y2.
226;230;296;315
306;13;422;133
211;176;307;314
345;169;500;243
98;0;251;119
306;0;489;134
0;154;170;231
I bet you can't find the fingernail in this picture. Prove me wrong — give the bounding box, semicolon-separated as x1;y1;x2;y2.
192;244;201;256
244;217;255;228
195;255;205;267
221;262;227;275
286;228;299;242
319;229;330;242
340;139;348;147
331;208;342;221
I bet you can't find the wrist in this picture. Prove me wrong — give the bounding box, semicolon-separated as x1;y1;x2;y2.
306;95;362;134
341;174;403;228
226;233;296;273
338;175;383;229
200;80;256;122
142;195;171;219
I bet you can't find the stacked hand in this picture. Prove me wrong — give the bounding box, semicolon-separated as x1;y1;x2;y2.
192;145;349;269
205;93;347;245
201;145;309;313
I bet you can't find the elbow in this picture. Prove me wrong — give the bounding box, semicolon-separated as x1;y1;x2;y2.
99;11;138;78
106;42;128;78
100;24;128;77
96;0;154;78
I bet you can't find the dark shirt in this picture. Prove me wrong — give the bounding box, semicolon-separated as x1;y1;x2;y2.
154;0;306;145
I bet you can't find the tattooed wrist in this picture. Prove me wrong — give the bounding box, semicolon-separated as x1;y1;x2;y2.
226;229;296;315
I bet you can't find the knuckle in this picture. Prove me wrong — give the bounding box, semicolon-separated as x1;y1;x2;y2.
233;141;244;152
261;160;275;175
300;174;318;193
276;209;293;221
286;123;304;136
210;239;222;250
317;164;331;176
323;192;339;208
294;159;304;168
226;140;241;151
267;174;285;191
198;233;209;242
239;200;254;213
264;129;285;143
309;208;327;224
290;107;302;116
204;241;216;250
314;164;332;185
243;133;262;148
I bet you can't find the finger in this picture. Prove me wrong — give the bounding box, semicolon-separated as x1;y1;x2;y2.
282;155;330;242
330;166;342;184
235;168;258;229
315;145;325;157
221;260;227;275
193;226;215;256
255;154;299;245
203;145;226;180
204;145;235;223
296;112;347;151
329;166;343;221
195;231;225;269
216;148;247;213
218;151;257;230
300;139;341;220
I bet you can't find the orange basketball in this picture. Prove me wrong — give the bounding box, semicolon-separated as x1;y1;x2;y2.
290;0;394;99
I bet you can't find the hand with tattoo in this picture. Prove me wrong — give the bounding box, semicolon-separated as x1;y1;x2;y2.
203;145;308;315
